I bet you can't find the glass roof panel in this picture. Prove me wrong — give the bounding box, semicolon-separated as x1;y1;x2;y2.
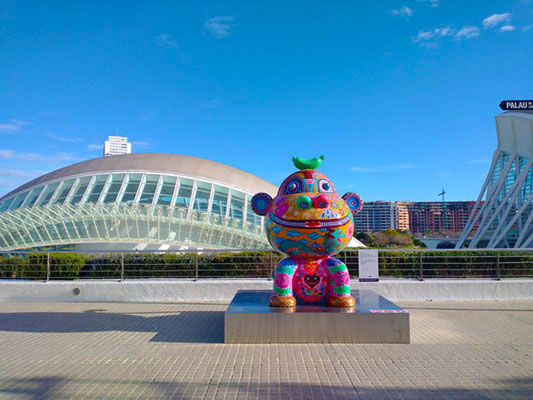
24;187;45;209
175;178;193;209
37;182;60;206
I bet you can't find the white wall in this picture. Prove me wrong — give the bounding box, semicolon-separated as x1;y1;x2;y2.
1;279;533;302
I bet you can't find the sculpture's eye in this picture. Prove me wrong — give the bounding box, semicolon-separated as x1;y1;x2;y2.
318;179;333;193
296;195;312;210
285;179;301;194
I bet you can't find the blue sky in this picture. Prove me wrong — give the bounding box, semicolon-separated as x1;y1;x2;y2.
1;1;532;201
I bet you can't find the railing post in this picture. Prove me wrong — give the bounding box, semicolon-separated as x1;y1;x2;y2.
269;251;274;280
418;251;424;281
496;252;501;281
46;253;50;282
195;253;199;282
120;253;125;281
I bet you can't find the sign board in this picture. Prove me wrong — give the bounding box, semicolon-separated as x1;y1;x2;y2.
358;250;379;282
499;100;533;111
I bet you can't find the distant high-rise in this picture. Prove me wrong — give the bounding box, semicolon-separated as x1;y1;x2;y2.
354;201;398;233
395;201;410;231
407;201;481;236
104;136;131;157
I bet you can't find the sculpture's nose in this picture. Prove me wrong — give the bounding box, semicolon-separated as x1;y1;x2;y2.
313;195;330;209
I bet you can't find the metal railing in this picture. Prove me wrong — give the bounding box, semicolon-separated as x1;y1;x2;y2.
0;248;532;281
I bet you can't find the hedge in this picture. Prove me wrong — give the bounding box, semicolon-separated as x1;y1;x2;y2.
0;250;531;280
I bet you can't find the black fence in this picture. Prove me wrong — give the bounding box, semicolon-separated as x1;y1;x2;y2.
0;249;532;281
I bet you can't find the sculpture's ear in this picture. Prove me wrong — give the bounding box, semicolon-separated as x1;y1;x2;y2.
251;193;273;216
342;192;363;215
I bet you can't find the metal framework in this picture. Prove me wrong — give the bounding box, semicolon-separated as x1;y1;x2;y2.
0;203;267;250
457;112;533;248
0;167;271;250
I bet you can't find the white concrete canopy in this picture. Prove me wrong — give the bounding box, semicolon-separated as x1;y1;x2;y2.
457;112;533;248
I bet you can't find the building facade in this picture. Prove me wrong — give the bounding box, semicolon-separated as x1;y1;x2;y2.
0;154;277;251
353;201;398;233
104;136;132;157
407;201;481;236
395;201;410;231
457;111;533;248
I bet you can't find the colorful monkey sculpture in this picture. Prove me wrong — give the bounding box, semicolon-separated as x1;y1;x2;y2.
251;156;363;307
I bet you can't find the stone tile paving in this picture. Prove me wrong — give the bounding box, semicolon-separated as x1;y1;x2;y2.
0;301;532;399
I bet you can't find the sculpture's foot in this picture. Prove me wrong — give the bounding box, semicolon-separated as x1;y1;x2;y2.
269;295;296;307
327;295;355;307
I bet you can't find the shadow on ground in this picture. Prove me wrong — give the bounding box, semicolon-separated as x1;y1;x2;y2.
0;376;532;400
0;309;224;343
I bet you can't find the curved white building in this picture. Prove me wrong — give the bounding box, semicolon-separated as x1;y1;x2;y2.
0;154;278;251
457;111;533;248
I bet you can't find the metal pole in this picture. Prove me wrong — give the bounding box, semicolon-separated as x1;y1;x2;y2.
120;253;125;281
496;252;501;281
269;251;274;280
195;253;199;282
419;251;424;281
46;253;50;282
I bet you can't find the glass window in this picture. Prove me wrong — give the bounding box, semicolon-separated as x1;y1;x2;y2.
70;176;92;205
53;179;75;205
138;174;159;204
246;196;261;228
8;191;30;210
156;176;176;206
25;186;44;208
37;182;60;206
120;173;142;203
175;178;193;209
519;156;529;173
103;174;125;203
229;190;245;220
211;185;229;216
192;181;211;212
86;175;109;203
0;197;15;212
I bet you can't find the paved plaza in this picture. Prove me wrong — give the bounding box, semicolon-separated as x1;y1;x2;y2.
0;300;532;399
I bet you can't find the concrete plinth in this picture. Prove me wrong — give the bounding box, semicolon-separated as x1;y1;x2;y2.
224;290;410;344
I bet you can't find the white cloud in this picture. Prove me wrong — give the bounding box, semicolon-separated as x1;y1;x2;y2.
417;0;439;7
349;167;380;173
155;34;178;49
413;26;456;45
500;25;516;32
391;6;413;17
0;149;82;162
131;140;152;149
483;13;511;29
46;132;83;143
87;144;104;151
456;26;481;39
0;168;42;179
205;16;234;39
350;164;417;173
0;169;44;190
0;119;30;133
523;24;533;32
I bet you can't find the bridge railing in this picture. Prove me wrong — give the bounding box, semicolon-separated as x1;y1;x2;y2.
0;248;532;281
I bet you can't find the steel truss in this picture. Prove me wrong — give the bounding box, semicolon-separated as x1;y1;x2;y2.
0;203;268;250
457;150;533;248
